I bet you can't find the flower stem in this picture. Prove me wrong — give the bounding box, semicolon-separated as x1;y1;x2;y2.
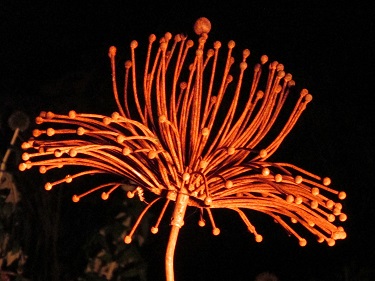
165;190;189;281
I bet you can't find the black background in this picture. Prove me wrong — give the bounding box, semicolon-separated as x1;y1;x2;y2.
1;1;374;280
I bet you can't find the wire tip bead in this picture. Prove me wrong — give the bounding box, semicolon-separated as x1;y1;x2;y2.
69;148;78;157
225;180;233;189
148;150;157;159
125;60;132;69
204;197;212;205
21;141;32;150
255;234;263;243
76;127;85;136
328;214;335;222
274;174;282;182
199;160;208;169
149;34;156;42
212;227;220;236
72;195;80;202
323;177;331;186
159;115;167;123
288;80;296;87
130;40;138;49
39;166;47;174
127;191;135;198
35;116;44;125
227;147;235;155
341;232;347;239
201;127;210;136
327;239;335;246
102;117;111;125
260;55;268;64
194;17;211;35
116;135;125;143
277;70;286;78
32;129;42;137
21;152;30;161
311;187;319;196
101;192;109;200
65;175;72;183
45;182;53;191
111;112;120;120
44;111;54;119
68;110;76;118
18;163;27;171
198;219;206;227
259;149;267;158
284;73;293;82
151;226;159;234
339;213;347;222
286;194;294;203
108;46;116;57
243;48;250;58
299;239;307;247
54;149;62;157
295;196;303;204
326;200;334;209
305;94;313;102
261;167;270;176
123;147;132;156
182;173;190;182
311;200;318;209
124;236;132;244
338;191;346;200
294;175;303;184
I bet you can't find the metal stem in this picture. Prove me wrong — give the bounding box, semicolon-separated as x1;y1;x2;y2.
165;190;189;281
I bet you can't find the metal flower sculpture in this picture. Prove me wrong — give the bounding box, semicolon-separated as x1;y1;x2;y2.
19;17;347;281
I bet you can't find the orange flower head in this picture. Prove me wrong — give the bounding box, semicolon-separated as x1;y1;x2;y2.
20;17;347;247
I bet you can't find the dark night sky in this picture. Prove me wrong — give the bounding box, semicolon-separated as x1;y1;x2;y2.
1;1;374;280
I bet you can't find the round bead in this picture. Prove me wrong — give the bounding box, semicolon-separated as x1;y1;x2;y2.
311;187;319;196
323;177;331;186
227;147;235;155
286;194;294;203
274;174;282;182
299;239;307;247
255;234;263;242
338;191;346;200
182;173;190;181
124;236;132;244
225;180;233;189
204;197;212;205
262;167;270;176
65;175;72;183
194;17;211;35
212;227;220;236
294;175;303;184
198;220;206;227
151;227;159;234
45;182;53;191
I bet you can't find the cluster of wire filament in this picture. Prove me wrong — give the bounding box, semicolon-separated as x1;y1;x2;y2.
19;17;347;247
